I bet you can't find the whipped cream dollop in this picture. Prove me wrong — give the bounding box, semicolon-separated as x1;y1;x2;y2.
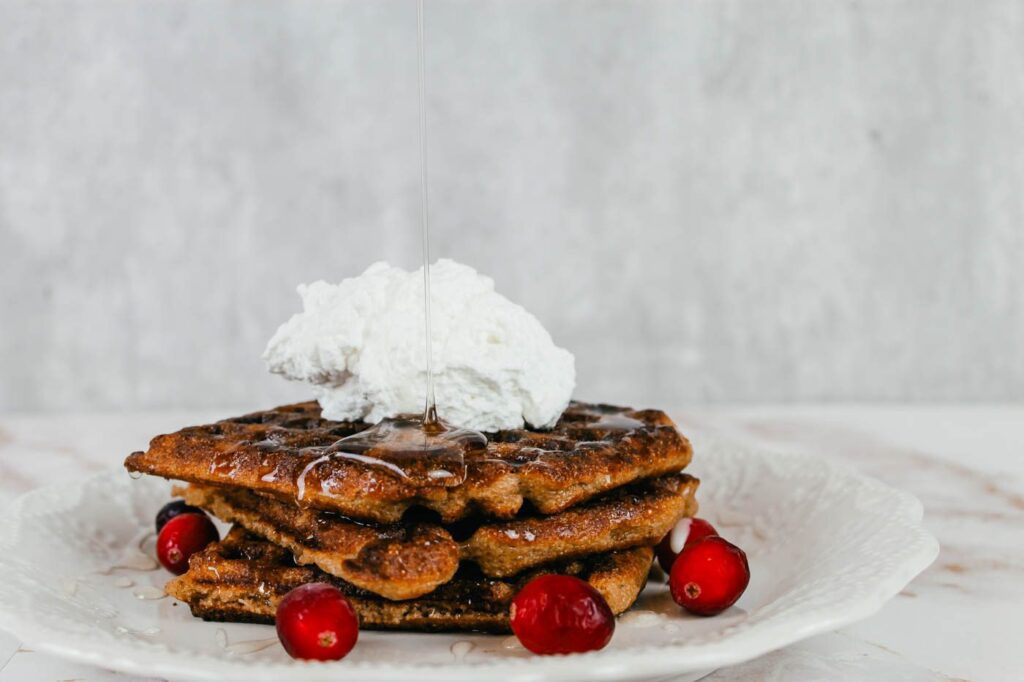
263;259;576;432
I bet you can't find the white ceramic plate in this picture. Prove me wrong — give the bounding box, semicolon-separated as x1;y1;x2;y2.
0;434;937;682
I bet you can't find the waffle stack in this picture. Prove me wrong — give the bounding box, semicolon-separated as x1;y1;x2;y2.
125;401;698;633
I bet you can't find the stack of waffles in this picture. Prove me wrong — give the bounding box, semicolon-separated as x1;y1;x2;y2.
125;401;698;632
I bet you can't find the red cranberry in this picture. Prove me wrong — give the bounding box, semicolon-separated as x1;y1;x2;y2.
509;574;615;655
155;513;219;575
669;536;750;616
276;583;359;660
155;500;204;532
656;517;719;573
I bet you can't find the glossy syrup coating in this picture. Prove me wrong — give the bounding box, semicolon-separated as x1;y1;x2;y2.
510;574;615;655
124;401;693;524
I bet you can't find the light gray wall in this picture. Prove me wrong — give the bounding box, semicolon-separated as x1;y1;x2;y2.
2;0;1023;412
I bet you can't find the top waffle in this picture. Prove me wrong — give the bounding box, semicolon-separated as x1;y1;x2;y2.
125;401;693;524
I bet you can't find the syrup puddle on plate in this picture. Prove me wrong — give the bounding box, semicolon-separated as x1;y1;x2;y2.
501;636;522;650
115;625;161;637
225;638;279;655
63;572;139;597
216;628;279;655
480;636;525;655
61;577;79;597
618;610;664;627
132;586;167;600
449;640;475;661
97;548;159;574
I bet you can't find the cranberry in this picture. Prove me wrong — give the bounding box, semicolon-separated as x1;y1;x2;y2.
509;575;615;655
155;500;204;532
155;513;219;575
669;536;750;616
655;517;719;573
276;583;359;660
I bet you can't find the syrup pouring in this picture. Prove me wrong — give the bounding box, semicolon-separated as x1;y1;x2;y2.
295;0;486;491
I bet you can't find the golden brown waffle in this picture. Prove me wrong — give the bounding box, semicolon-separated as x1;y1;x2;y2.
176;474;697;600
167;527;654;633
125;401;693;524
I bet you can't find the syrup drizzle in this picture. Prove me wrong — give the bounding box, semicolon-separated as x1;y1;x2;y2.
295;415;486;492
293;0;486;493
417;0;437;422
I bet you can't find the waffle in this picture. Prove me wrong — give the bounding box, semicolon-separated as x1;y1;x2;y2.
125;401;693;524
175;473;698;600
167;527;654;633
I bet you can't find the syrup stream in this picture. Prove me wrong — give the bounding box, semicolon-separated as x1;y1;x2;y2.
417;0;437;425
291;2;484;493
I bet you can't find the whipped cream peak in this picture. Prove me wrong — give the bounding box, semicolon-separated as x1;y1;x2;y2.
263;259;576;432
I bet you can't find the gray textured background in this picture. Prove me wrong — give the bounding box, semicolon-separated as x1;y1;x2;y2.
2;0;1023;412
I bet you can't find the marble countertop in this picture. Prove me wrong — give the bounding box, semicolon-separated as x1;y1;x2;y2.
0;405;1021;681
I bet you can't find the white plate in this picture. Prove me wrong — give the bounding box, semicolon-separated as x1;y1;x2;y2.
0;434;937;682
